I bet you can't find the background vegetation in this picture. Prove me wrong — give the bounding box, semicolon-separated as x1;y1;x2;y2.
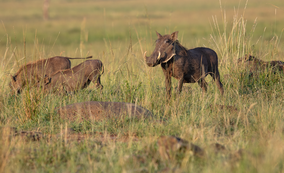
1;0;284;172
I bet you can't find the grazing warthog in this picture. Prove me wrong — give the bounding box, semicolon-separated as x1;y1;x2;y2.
43;59;104;93
56;101;152;122
144;31;224;99
9;56;92;94
238;54;284;73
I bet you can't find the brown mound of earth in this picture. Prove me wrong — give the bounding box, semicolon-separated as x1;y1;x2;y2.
56;101;153;122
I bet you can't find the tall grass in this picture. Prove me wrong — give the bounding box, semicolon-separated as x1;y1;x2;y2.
209;0;253;68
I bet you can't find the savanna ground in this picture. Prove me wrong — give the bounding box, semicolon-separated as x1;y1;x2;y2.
1;0;284;172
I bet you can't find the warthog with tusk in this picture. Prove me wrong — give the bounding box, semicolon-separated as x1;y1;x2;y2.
9;56;93;94
43;59;104;93
143;31;224;99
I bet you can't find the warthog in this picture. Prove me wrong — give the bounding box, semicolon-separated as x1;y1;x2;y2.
43;59;104;93
56;101;152;122
238;54;284;73
144;31;224;99
157;136;205;160
9;56;92;94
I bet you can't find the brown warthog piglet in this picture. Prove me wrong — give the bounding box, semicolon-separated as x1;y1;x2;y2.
43;59;104;93
9;56;92;94
144;31;224;99
238;54;284;73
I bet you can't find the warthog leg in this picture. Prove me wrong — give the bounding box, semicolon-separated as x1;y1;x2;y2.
177;76;184;93
94;76;103;89
209;70;224;95
164;72;172;100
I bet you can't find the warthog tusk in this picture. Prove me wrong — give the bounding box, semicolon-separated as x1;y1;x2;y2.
162;53;176;63
143;51;147;61
157;51;161;60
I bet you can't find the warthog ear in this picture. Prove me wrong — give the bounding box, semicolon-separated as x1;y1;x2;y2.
156;31;162;38
171;31;179;41
248;55;255;61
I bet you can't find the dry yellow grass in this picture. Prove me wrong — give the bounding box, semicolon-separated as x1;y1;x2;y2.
0;0;284;172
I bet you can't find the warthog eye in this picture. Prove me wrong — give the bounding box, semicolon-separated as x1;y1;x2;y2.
164;39;171;44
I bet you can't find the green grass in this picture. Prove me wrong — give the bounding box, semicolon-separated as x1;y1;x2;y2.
1;0;284;172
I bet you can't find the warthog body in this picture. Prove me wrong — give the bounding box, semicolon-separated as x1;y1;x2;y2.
238;54;284;73
9;56;92;94
56;101;152;122
144;31;224;99
43;59;103;93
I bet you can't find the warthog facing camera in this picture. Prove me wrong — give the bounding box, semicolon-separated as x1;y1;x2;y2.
43;59;104;93
143;31;224;99
9;56;92;94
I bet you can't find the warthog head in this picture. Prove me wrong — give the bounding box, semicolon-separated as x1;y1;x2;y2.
144;31;179;67
10;74;41;94
9;75;22;94
237;54;257;64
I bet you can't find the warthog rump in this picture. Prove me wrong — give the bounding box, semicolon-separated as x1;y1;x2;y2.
9;56;92;94
43;59;104;93
56;101;152;122
144;31;224;99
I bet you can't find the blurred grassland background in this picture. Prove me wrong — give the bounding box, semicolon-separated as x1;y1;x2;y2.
1;0;284;50
1;0;284;172
1;0;284;90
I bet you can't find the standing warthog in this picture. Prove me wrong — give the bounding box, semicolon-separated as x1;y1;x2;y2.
143;31;224;99
43;59;104;93
9;56;92;94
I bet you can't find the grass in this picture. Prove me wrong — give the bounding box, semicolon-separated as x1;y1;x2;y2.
1;0;284;172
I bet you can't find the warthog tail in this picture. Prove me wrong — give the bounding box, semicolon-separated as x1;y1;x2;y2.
100;63;104;75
